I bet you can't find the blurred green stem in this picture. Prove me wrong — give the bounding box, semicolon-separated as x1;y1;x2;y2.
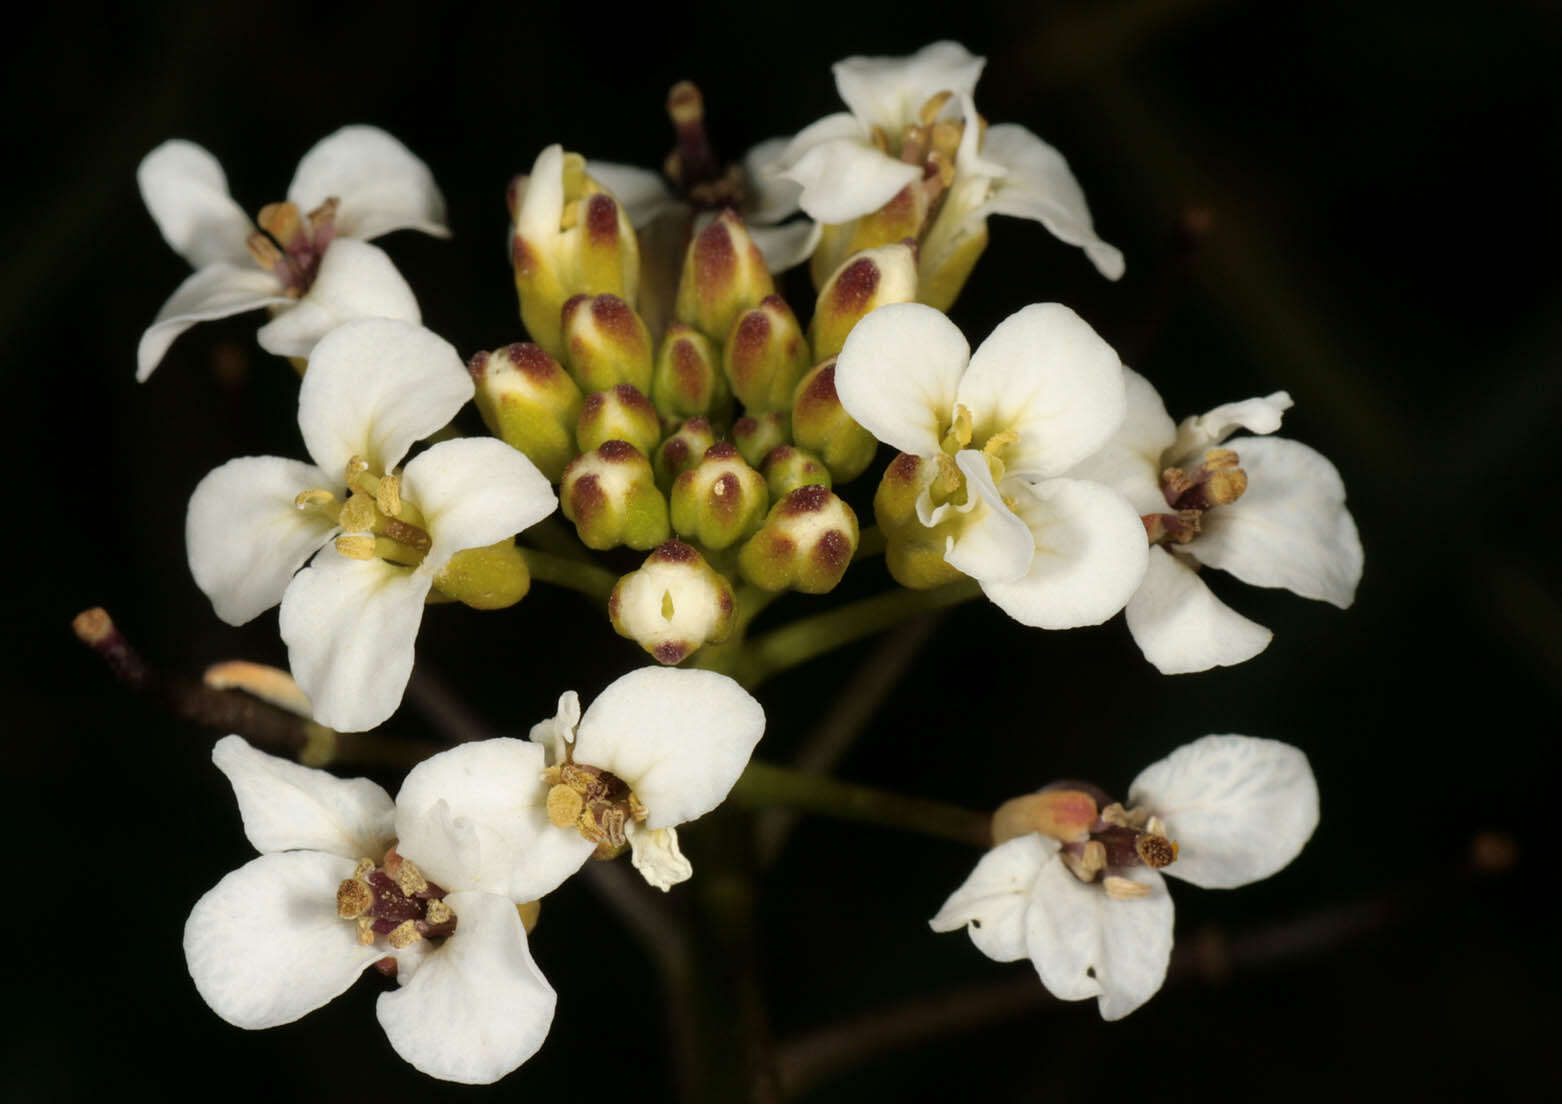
520;547;617;605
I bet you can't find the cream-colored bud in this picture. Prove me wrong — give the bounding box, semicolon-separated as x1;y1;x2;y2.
608;541;736;665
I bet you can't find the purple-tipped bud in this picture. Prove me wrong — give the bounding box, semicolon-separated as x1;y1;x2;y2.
732;411;789;469
608;540;736;665
723;295;811;414
669;441;770;550
809;243;919;361
560;440;670;551
791;358;879;484
673;209;775;343
577;383;662;457
738;484;859;594
560;293;653;394
761;445;832;498
469;343;585;483
651;322;727;422
654;417;718;492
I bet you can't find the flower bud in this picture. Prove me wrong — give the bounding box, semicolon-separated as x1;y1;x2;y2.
576;384;661;457
433;539;531;610
653;417;718;492
560;441;670;551
761;445;831;498
669;441;769;550
469;343;585;484
731;411;789;469
874;452;965;589
791;358;879;484
723;295;811;414
650;323;727;422
807;183;938;290
559;293;653;394
808;243;919;361
991;788;1100;847
918;215;988;313
673;209;774;343
510;146;640;357
609;540;735;664
738;485;859;594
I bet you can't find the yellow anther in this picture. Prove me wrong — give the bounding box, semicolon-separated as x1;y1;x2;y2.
306;196;339;233
295;488;335;510
394;859;429;898
334;534;376;560
203;660;313;718
353;858;376;880
386;920;423;948
375;474;402;518
256;201;303;245
1207;467;1248;506
246;231;283;271
1135;833;1179;869
918;90;954;127
982;428;1018;458
941;405;974;454
344;455;371;484
1061;840;1107;882
929;120;963;162
1203;449;1241;471
546;783;585;829
561;152;588;204
424;898;453;925
1103;875;1152;900
517;900;542;934
336;876;373;919
870;125;891;154
355;917;376;945
339;492;377;534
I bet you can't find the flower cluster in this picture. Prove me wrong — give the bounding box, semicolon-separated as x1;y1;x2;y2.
129;38;1362;1086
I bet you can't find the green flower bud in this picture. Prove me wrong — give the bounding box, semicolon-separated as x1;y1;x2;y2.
760;444;831;498
723;295;811;414
791;358;879;484
653;416;718;492
673;208;774;343
433;539;531;610
510;147;640;357
468;343;585;484
560;293;653;394
808;184;936;290
809;243;919;361
609;540;736;665
731;411;789;469
874;451;966;589
738;485;859;594
650;322;727;422
669;441;769;550
576;384;661;457
560;440;670;551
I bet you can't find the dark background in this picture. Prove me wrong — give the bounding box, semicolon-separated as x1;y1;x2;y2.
9;1;1560;1099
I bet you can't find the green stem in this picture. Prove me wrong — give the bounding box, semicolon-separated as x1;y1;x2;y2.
729;760;990;848
729;577;982;687
853;524;886;561
520;547;617;605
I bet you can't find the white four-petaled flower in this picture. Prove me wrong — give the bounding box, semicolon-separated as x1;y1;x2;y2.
1067;368;1364;673
184;736;556;1084
835;301;1148;629
764;41;1122;295
137;125;448;380
394;667;765;897
931;735;1319;1019
185;318;556;732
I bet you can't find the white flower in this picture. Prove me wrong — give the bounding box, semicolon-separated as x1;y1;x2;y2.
764;41;1121;294
394;667;765;896
834;301;1148;628
137;125;448;381
185;736;556;1084
185;318;556;731
588;138;820;274
1067;369;1364;673
931;735;1319;1019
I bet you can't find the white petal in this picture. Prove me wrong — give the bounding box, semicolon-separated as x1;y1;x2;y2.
137;264;289;381
185;456;338;625
956;303;1125;479
584;160;679;227
1187;436;1363;609
137;140;254;269
376;891;556;1085
212;734;395;858
394;738;594;902
626;822;693;891
515;145;565;247
1169;391;1293;462
400;438;556;573
782;137;921;224
749;219;821;274
942;451;1034;583
742;136;804;224
1129;734;1319;890
255;239;421;359
278;551;431;732
929;834;1054;963
1064;367;1177;515
833;41;985;132
833;302;968;457
981;478;1149;629
184;851;382;1029
573;668;765;830
777;112;868;169
527;690;581;766
297;318;474;478
1124;547;1272;674
1024;859;1173;1020
288;125;450;241
973;124;1124;280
